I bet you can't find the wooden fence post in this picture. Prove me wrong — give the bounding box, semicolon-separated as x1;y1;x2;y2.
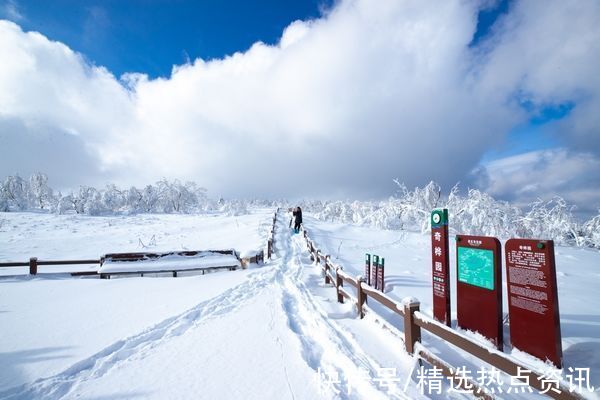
324;256;331;285
357;277;366;319
336;267;344;303
404;300;421;354
29;257;38;275
268;239;273;259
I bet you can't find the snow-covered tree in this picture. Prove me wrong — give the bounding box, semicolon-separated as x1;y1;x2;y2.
102;184;126;212
1;175;29;211
28;173;54;210
582;212;600;248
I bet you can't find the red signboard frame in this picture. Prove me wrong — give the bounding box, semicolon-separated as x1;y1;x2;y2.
371;255;379;290
456;235;503;350
431;209;451;326
365;254;371;286
505;239;562;367
377;257;385;292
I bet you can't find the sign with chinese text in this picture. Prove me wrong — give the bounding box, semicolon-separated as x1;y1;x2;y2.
365;253;371;286
377;257;385;292
456;235;503;350
458;247;494;290
431;209;450;326
505;239;562;367
372;255;379;290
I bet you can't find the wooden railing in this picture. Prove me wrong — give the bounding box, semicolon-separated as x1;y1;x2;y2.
267;208;278;259
302;228;583;400
0;209;280;277
0;258;100;276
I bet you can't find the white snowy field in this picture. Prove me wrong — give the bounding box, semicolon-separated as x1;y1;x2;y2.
0;210;598;399
0;210;273;275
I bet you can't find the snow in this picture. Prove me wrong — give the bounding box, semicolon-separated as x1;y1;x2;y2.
98;252;241;273
1;210;599;399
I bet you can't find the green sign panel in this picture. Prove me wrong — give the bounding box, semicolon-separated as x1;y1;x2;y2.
431;209;448;228
457;247;494;290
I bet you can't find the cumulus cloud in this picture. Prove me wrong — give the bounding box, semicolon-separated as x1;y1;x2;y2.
0;0;599;208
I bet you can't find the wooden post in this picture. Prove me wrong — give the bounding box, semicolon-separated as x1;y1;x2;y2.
404;300;421;354
357;277;366;319
173;271;177;278
336;268;344;303
324;260;331;285
29;257;38;275
268;239;273;259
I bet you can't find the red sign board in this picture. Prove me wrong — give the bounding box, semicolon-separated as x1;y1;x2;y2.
365;254;371;286
456;235;503;350
431;209;451;326
372;255;379;290
377;257;385;292
505;239;562;367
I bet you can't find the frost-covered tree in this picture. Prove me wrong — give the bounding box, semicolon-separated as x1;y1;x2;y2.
582;212;600;248
54;192;75;214
28;173;54;210
72;186;106;215
447;186;524;239
126;186;143;213
518;197;584;246
1;175;29;211
102;184;126;212
140;185;159;213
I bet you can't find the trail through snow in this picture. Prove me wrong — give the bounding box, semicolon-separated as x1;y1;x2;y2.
1;211;423;400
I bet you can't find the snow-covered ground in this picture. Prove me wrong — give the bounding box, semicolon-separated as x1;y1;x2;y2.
0;210;598;399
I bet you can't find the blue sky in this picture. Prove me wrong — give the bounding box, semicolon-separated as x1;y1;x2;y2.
0;0;599;214
8;0;334;78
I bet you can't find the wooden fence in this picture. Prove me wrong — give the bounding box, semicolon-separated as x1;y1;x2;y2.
302;229;583;400
0;258;100;276
0;209;280;277
267;208;278;259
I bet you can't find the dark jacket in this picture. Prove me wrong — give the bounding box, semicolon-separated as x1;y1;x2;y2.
293;208;303;224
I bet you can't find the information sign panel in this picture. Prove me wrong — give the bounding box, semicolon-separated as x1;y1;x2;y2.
458;247;494;290
456;235;503;349
505;239;562;367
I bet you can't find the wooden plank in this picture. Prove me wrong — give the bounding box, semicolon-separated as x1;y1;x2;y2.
413;312;583;399
70;271;99;276
417;347;493;399
38;259;100;266
362;283;404;316
0;262;29;267
325;270;336;286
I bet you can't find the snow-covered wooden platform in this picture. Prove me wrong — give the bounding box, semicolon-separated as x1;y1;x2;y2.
99;250;242;278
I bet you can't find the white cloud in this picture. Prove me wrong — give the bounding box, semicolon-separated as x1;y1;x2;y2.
475;149;600;214
0;0;599;208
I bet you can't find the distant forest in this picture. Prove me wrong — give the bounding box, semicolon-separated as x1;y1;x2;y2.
2;173;599;248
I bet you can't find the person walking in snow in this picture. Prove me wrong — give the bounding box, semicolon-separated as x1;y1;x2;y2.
292;207;303;234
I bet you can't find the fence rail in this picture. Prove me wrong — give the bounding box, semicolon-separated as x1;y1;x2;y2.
0;257;101;275
1;209;280;277
301;229;583;400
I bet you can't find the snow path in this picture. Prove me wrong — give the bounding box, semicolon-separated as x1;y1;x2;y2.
1;211;421;399
272;219;422;399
